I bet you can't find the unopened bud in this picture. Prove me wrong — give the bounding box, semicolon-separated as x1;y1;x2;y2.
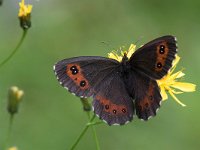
80;98;91;111
7;86;24;115
18;0;32;30
8;147;18;150
19;14;31;30
0;0;3;6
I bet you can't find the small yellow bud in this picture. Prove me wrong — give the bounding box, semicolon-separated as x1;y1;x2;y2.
8;146;18;150
18;0;33;30
7;86;24;115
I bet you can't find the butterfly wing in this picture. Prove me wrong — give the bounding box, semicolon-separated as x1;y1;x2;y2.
123;70;161;120
54;56;119;98
54;56;134;125
92;70;134;125
129;35;177;79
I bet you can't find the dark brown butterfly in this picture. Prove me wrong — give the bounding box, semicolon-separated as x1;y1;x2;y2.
54;35;177;125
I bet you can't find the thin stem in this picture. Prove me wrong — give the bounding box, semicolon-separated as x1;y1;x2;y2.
86;112;100;150
0;30;28;69
86;111;91;120
87;121;103;126
91;124;100;150
2;115;14;150
69;115;96;150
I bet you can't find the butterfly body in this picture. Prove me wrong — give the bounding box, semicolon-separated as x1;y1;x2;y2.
54;35;177;125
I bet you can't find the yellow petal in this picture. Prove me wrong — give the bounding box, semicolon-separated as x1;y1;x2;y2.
160;86;168;100
168;90;186;107
176;71;185;78
170;89;183;94
169;55;181;74
170;71;184;80
172;55;180;68
18;0;32;17
27;5;33;13
127;44;136;59
171;82;196;92
108;52;122;62
120;50;124;56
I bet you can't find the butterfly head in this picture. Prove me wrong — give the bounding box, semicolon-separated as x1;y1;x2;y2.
122;52;129;63
108;44;136;62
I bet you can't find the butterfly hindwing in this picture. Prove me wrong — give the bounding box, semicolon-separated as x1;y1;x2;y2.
92;71;134;125
124;70;161;120
130;35;177;79
135;80;161;121
54;56;119;98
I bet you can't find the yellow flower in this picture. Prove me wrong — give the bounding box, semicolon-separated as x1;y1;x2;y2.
18;0;32;17
157;55;196;106
8;146;18;150
18;0;32;30
108;44;136;62
108;44;196;106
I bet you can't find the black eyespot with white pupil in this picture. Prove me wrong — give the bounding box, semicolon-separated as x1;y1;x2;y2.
157;62;162;68
113;109;117;114
159;45;165;54
105;105;109;110
122;108;126;113
70;66;79;75
80;80;86;87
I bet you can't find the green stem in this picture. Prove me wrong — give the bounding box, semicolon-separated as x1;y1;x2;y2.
86;112;100;150
91;124;100;150
0;30;28;69
3;115;14;150
69;115;96;150
87;121;103;126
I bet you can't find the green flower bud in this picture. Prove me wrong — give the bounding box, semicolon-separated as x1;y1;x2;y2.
80;98;91;111
19;14;31;30
7;86;24;115
0;0;3;6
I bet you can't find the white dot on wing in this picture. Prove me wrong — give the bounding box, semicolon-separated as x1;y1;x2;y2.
53;65;56;70
112;123;120;126
147;116;152;120
125;120;130;124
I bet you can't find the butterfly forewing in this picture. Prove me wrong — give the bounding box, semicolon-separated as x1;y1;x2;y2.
54;56;119;98
54;56;134;125
130;35;177;79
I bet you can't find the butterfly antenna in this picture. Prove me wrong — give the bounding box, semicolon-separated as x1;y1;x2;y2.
101;41;114;51
134;36;144;45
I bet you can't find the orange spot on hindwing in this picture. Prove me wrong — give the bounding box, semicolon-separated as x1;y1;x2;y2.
138;82;154;111
66;64;89;90
96;95;127;115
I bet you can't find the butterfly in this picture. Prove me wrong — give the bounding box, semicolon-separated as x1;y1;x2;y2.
53;35;177;125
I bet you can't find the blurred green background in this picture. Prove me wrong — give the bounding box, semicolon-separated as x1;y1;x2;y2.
0;0;199;150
